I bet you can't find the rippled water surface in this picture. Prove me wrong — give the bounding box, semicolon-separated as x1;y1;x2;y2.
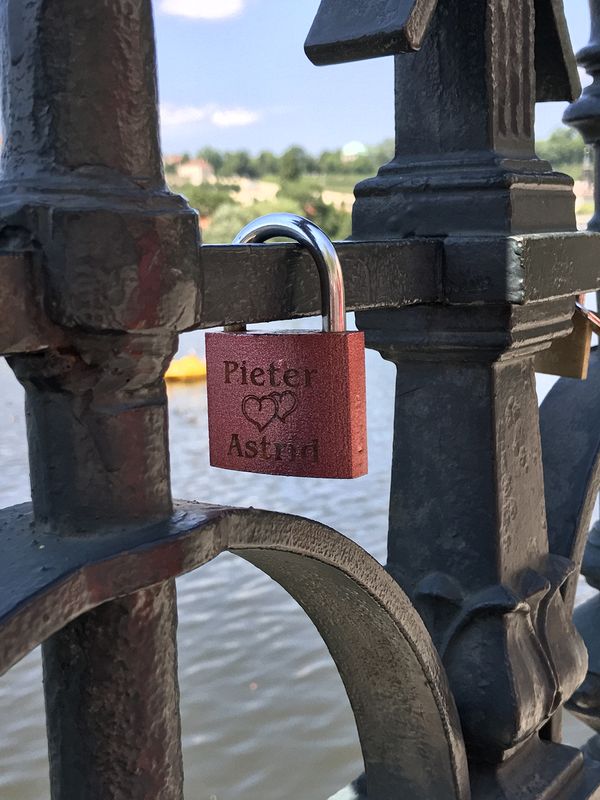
0;337;595;799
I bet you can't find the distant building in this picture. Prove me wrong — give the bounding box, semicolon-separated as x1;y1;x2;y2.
341;140;367;164
176;158;215;186
164;154;184;168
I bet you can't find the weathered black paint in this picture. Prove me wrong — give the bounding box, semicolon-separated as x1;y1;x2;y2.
351;0;578;239
196;233;600;329
6;232;600;352
540;352;600;611
306;0;581;106
10;334;176;532
0;0;599;798
0;0;201;334
342;0;600;796
535;0;582;102
0;2;197;797
0;502;471;800
43;582;183;800
305;0;438;64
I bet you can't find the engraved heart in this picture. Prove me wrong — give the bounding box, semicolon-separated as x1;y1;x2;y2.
241;395;278;432
270;391;298;422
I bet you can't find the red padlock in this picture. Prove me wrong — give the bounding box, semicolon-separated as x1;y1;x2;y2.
205;214;367;479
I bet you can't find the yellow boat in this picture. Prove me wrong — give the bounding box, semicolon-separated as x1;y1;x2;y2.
165;354;207;383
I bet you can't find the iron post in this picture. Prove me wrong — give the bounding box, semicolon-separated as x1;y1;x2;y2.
0;1;200;797
1;1;600;798
308;0;600;795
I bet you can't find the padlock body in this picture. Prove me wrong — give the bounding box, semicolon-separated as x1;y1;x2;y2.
534;309;593;379
206;330;367;478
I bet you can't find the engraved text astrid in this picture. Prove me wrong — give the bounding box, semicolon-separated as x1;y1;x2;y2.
223;360;319;464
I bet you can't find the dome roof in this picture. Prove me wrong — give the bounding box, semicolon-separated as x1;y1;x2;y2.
341;140;367;158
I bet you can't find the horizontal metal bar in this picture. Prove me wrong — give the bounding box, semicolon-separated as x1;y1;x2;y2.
194;239;443;329
517;232;600;302
444;232;600;305
195;232;600;331
2;233;600;352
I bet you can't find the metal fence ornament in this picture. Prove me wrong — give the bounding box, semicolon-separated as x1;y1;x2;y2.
306;0;580;102
305;0;438;65
4;1;600;798
205;214;368;478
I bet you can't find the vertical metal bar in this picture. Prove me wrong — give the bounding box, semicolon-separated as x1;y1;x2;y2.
0;1;201;797
351;1;595;795
42;583;182;800
11;336;184;800
1;0;164;186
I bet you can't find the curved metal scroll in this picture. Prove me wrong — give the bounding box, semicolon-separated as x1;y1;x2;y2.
0;501;470;800
540;350;600;730
540;349;600;611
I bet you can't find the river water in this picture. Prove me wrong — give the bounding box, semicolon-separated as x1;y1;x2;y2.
0;328;594;799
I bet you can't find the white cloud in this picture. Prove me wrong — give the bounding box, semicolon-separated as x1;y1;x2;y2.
160;104;210;126
159;0;244;20
210;107;260;127
160;103;260;128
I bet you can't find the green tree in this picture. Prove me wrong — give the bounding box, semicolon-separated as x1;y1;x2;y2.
348;153;376;174
220;150;258;179
197;147;224;175
277;179;352;240
279;146;313;183
304;197;352;240
255;150;279;177
202;197;304;244
369;138;395;166
181;183;239;218
318;150;342;174
278;177;323;206
202;203;253;244
537;128;585;168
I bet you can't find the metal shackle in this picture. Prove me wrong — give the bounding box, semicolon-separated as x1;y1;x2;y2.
232;213;346;333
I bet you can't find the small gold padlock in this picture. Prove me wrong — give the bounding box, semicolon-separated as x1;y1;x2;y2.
535;295;600;380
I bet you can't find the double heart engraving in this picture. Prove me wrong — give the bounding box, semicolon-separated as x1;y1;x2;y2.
242;391;298;432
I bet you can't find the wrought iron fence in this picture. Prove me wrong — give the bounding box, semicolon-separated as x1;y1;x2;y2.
3;1;600;798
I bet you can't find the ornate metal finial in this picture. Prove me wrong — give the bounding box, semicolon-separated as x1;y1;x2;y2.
564;0;600;138
564;0;600;230
304;0;438;65
536;0;581;101
306;0;579;97
325;0;579;238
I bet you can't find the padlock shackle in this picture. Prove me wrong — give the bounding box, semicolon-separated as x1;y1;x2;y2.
232;213;346;333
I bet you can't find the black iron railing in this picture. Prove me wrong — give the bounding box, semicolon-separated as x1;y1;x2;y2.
2;2;600;799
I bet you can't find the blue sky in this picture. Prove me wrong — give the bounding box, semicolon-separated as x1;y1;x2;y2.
154;0;590;155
